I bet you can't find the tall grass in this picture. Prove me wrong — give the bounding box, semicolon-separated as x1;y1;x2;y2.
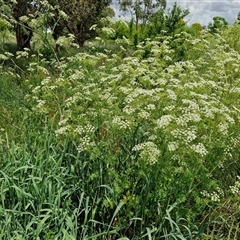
0;117;199;239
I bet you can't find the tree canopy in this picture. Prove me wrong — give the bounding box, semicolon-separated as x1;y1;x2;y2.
237;11;240;24
118;0;167;30
52;0;112;46
208;16;228;33
1;0;112;50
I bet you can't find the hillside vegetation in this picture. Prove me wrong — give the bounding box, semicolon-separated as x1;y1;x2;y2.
1;12;240;239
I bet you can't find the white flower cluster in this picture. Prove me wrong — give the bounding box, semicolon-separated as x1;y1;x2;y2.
37;66;49;74
223;113;235;124
76;136;92;152
55;126;70;137
0;53;10;61
163;105;175;112
230;176;240;196
32;86;41;94
58;118;69;126
124;88;155;104
146;104;156;110
112;116;131;130
168;141;179;152
74;124;95;135
171;128;197;144
19;16;29;23
156;115;173;129
16;50;29;59
190;143;208;156
56;36;72;48
166;89;177;101
201;188;224;202
132;141;160;165
65;96;79;108
41;77;51;86
218;122;229;135
33;100;47;114
176;113;201;127
73;124;95;152
59;10;68;20
123;106;135;115
181;99;200;112
138;110;150;119
101;27;116;38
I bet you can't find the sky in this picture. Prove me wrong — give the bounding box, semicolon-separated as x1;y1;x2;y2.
111;0;240;26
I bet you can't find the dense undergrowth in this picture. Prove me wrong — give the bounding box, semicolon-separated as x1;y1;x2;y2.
1;24;240;239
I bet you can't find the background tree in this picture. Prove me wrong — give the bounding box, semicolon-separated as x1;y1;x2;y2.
53;0;112;46
208;16;228;33
191;23;202;32
188;23;203;37
113;18;130;39
101;6;115;19
237;11;240;24
164;2;189;34
1;0;39;51
222;23;240;53
1;0;112;51
144;3;189;39
118;0;166;31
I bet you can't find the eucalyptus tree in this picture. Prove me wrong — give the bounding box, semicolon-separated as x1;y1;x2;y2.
118;0;167;31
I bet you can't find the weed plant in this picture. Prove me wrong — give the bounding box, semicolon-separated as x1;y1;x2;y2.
1;24;240;239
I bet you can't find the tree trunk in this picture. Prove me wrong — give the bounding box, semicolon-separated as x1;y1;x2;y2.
52;26;61;52
67;22;87;47
15;24;33;51
135;16;139;31
12;0;33;51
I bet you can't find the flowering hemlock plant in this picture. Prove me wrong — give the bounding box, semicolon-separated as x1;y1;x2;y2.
2;23;240;238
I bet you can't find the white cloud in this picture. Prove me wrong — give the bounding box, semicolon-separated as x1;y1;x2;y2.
111;0;240;26
167;0;240;25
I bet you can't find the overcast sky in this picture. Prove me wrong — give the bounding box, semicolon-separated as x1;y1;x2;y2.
111;0;240;26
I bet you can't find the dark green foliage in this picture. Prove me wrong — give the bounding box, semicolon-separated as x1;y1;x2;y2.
48;0;112;46
114;19;130;39
222;23;240;54
140;3;189;43
208;16;228;33
189;23;203;37
237;11;240;24
118;0;167;31
164;3;189;34
1;0;112;51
